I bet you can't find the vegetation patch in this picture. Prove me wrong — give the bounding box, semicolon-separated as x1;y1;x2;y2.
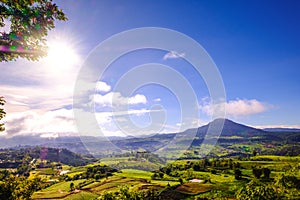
176;182;213;195
64;191;99;200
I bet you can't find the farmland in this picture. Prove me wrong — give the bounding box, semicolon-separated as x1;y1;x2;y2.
22;154;299;199
0;119;300;199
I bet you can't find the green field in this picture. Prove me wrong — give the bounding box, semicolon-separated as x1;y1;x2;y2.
116;169;153;179
32;180;87;199
18;155;300;199
64;191;98;200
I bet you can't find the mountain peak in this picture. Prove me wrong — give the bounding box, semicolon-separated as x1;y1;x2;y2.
210;118;234;124
194;118;265;137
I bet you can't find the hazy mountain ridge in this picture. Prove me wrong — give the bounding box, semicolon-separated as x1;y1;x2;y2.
0;146;96;167
0;118;299;156
263;128;300;132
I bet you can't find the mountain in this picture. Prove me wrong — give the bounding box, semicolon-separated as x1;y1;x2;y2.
0;135;91;154
0;146;96;167
264;128;300;132
0;118;299;157
183;118;265;138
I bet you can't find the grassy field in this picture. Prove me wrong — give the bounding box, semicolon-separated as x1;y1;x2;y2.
32;179;86;199
250;155;300;161
32;168;180;199
115;169;153;179
64;191;98;200
31;155;300;199
100;157;131;165
67;171;84;178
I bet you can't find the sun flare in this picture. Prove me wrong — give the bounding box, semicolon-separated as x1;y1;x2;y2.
46;40;79;70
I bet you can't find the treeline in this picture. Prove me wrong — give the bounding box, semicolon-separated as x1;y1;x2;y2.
116;151;166;164
0;147;96;168
159;158;241;174
63;164;118;181
236;173;300;200
261;144;300;156
150;158;243;183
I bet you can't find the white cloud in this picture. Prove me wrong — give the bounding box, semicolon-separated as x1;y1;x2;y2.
163;51;185;60
226;99;268;116
95;81;111;92
128;94;147;104
76;108;165;137
154;98;161;102
93;93;118;107
200;99;270;117
0;60;80;115
2;104;162;137
93;92;147;107
127;109;159;116
1;84;74;113
3;108;77;136
95;109;160;119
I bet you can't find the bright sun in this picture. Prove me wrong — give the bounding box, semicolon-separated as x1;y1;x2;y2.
46;40;79;70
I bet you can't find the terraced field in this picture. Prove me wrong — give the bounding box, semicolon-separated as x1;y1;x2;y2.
176;182;213;195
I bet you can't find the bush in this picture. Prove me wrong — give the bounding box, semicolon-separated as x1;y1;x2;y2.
236;180;281;200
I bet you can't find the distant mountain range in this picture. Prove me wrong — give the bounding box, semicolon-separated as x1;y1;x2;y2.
0;118;299;157
263;128;300;132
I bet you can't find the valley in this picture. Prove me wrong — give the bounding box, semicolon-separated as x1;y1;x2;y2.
0;119;299;199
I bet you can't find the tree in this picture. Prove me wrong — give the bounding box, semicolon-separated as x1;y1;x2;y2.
276;174;300;190
203;158;211;168
94;174;101;181
178;177;183;185
0;175;41;200
252;167;263;179
0;169;10;179
69;182;74;192
101;192;115;200
0;0;67;62
253;149;258;157
263;167;271;179
192;163;202;171
275;174;300;199
234;169;242;180
17;163;31;176
0;96;5;131
236;180;281;200
100;186;160;200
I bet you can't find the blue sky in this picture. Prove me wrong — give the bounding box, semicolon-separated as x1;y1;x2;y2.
0;0;300;137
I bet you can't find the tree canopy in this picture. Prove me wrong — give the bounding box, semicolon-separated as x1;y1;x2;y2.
0;175;41;200
236;180;281;200
0;0;67;62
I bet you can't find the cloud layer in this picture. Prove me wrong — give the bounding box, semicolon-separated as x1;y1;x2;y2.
1;74;154;137
200;99;270;117
93;92;147;107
